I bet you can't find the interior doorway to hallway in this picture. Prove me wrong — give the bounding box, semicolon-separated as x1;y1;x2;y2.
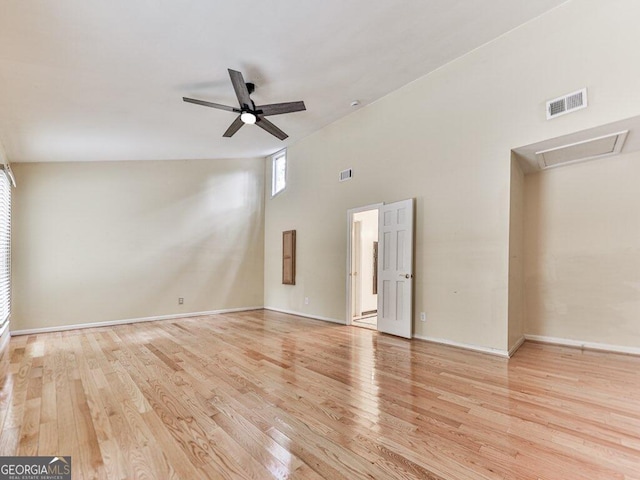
347;199;415;338
347;205;380;330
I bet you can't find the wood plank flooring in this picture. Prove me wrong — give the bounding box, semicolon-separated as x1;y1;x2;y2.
1;309;639;479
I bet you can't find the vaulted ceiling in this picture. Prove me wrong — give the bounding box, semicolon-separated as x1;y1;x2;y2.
0;0;567;162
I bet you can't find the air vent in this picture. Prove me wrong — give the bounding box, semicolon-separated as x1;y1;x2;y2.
535;130;628;169
339;168;353;182
546;88;587;119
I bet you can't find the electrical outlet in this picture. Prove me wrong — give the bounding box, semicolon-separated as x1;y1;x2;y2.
420;312;426;322
178;298;184;305
304;297;310;305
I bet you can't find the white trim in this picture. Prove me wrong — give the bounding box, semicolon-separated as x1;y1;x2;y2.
346;203;383;326
524;334;640;356
413;334;510;358
10;306;264;336
508;336;526;357
264;307;345;325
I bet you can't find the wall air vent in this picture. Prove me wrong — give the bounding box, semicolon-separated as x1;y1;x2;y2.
339;168;353;182
546;88;587;120
535;130;628;169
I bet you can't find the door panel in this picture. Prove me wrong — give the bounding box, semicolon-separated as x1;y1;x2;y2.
352;221;361;318
377;199;414;338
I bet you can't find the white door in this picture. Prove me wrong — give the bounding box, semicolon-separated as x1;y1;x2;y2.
377;199;414;338
351;220;362;318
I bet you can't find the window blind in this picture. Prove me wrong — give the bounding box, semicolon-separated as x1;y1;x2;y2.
0;170;11;332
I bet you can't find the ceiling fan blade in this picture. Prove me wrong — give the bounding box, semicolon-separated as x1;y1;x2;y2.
223;116;244;137
228;69;253;110
183;97;239;112
256;117;288;140
256;101;306;116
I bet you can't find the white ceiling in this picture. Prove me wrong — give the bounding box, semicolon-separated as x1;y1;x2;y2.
0;0;567;163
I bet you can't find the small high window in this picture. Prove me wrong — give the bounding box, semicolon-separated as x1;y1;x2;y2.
272;151;287;196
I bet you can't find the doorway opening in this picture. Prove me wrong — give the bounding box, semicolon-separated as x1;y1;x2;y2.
347;205;380;330
347;199;415;338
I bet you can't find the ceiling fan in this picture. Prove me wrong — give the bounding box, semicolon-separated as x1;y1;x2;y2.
183;69;306;140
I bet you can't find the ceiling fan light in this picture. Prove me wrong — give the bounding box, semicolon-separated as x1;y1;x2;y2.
240;112;257;124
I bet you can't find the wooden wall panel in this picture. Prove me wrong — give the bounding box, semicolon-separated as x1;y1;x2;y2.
282;230;296;285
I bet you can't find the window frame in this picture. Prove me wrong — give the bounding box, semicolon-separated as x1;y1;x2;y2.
271;150;287;197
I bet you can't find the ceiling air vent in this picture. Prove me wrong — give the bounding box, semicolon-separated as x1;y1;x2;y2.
339;168;353;182
535;130;628;169
546;88;587;120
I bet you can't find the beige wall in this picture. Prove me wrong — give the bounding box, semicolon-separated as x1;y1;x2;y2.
508;159;525;350
524;151;640;348
264;0;640;352
0;141;8;165
12;158;264;331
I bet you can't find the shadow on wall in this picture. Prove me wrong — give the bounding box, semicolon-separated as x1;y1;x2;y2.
12;160;265;330
523;154;640;346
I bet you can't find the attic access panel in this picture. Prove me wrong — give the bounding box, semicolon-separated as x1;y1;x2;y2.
512;115;640;174
535;130;628;169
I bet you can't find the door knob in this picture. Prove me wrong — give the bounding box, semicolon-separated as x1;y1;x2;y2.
399;273;413;279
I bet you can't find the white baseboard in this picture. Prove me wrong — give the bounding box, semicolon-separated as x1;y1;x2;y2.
508;336;526;357
524;334;640;356
10;306;264;336
413;334;510;358
264;307;345;325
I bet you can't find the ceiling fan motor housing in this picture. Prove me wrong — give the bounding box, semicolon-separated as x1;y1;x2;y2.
182;69;306;140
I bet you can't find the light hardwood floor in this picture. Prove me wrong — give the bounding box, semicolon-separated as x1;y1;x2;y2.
1;310;639;479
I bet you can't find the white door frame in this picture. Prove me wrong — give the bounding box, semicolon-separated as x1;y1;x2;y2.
346;203;383;325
